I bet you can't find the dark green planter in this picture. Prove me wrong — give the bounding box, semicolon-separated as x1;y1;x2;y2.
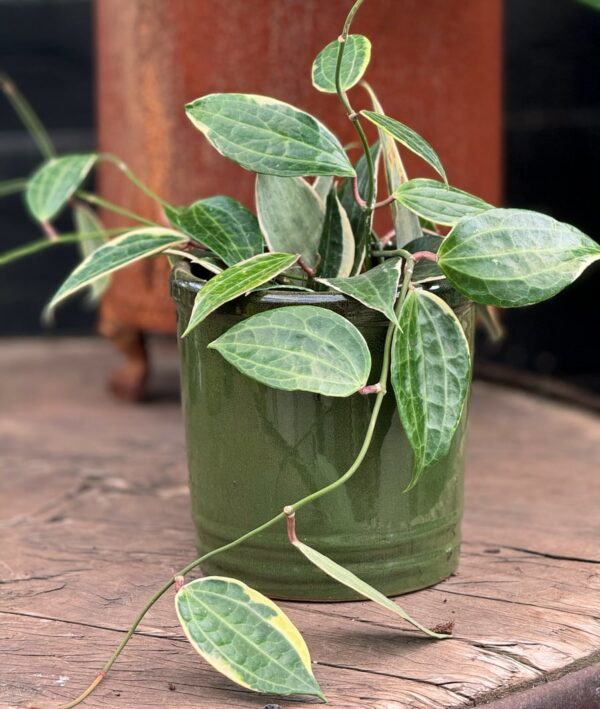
171;265;474;601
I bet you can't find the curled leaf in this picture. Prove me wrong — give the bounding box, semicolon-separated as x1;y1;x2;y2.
256;175;325;269
293;541;448;639
392;289;471;489
360;111;447;184
316;190;355;278
360;83;420;247
72;204;109;304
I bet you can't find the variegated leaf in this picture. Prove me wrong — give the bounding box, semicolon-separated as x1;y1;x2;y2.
186;93;354;177
176;577;323;698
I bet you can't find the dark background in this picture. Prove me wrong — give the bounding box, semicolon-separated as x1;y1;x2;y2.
1;0;599;392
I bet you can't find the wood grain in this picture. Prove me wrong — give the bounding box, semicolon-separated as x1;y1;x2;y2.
1;339;599;708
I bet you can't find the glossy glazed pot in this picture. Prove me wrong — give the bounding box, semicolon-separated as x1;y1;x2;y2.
171;265;474;601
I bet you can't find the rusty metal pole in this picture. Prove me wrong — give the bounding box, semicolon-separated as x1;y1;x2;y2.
95;0;502;398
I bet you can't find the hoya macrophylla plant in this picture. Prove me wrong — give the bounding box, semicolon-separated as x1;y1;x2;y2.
1;0;599;705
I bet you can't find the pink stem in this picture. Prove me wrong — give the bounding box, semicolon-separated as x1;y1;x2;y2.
379;229;395;245
297;257;316;278
411;251;438;263
373;194;395;209
358;383;383;395
284;506;298;545
41;221;58;242
352;177;367;209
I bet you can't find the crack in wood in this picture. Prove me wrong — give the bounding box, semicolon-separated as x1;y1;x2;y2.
472;644;544;675
431;586;600;621
469;542;600;565
0;609;184;644
316;660;472;702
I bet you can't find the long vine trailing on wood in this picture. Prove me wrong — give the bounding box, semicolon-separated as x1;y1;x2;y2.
2;0;600;705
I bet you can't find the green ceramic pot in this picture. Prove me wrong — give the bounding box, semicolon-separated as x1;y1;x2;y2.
171;265;474;601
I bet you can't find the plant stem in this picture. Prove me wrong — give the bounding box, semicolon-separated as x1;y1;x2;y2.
76;190;158;227
51;278;407;709
371;247;413;260
0;177;28;197
335;0;375;272
48;512;286;709
41;221;58;242
297;257;316;278
286;329;396;514
0;72;56;160
342;0;366;36
0;229;127;267
99;153;168;207
371;248;437;264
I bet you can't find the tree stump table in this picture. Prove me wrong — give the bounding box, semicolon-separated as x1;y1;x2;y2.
1;339;599;708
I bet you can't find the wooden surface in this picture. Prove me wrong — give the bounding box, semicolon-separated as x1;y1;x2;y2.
95;0;502;334
1;338;599;709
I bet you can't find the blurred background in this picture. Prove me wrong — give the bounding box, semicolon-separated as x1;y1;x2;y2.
0;0;598;401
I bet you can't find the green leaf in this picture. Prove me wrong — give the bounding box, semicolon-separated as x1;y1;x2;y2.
361;84;421;248
392;289;471;489
316;190;355;278
182;252;298;336
256;175;325;269
72;204;109;304
26;154;97;221
312;175;334;201
48;227;185;310
186;93;354;177
312;34;371;93
209;305;371;397
578;0;600;9
176;577;323;698
438;208;600;307
165;248;224;274
394;179;492;226
293;541;448;638
165;196;263;266
361;110;447;184
338;141;381;274
317;258;402;323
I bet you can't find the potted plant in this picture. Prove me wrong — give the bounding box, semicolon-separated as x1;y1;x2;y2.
2;0;599;704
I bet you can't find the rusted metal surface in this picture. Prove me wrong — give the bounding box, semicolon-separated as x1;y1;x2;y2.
95;0;502;335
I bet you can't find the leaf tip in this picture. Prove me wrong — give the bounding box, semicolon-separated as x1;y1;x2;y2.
403;465;424;493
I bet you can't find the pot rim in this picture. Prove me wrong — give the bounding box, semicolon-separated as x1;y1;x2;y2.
170;261;466;311
171;262;349;307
